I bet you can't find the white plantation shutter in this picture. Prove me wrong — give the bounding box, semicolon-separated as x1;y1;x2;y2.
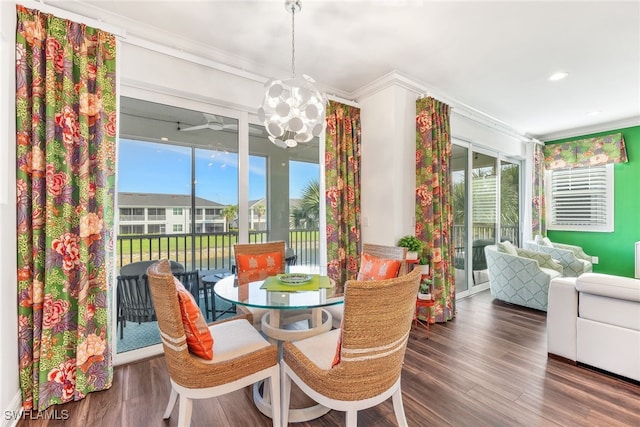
546;164;613;232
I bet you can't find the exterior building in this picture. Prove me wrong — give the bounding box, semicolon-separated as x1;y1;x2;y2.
118;193;304;235
118;192;226;235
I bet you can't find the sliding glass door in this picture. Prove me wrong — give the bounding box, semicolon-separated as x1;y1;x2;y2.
453;140;522;298
115;96;321;359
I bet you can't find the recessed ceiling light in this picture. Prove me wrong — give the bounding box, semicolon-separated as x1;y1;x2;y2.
161;137;169;141
585;111;601;116
548;72;569;81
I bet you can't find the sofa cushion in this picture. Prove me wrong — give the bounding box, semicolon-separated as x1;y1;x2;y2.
497;241;518;256
576;273;640;302
579;292;640;331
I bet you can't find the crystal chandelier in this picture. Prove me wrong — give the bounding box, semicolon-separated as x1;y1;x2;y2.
257;0;326;149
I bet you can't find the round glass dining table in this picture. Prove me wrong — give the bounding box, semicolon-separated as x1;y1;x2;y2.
213;273;343;422
213;273;342;342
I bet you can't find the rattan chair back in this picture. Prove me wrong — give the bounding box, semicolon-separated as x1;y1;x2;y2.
283;267;421;402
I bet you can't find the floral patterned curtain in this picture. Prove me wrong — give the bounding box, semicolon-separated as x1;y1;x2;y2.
416;97;455;322
543;133;628;170
531;143;546;237
16;6;117;411
325;101;361;292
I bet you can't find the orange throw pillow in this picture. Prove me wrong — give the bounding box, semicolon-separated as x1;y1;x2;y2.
332;320;343;368
236;251;283;284
174;277;214;360
357;252;402;281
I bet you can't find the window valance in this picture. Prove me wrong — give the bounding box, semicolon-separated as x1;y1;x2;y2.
543;133;628;170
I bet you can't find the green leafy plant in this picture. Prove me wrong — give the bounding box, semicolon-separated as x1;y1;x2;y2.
397;235;423;253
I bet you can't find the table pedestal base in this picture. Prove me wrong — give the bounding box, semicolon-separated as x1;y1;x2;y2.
256;308;334;422
253;381;331;422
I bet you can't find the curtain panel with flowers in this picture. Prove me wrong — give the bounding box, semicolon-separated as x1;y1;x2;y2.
415;97;455;322
543;132;628;170
16;5;117;411
325;101;361;292
531;143;546;237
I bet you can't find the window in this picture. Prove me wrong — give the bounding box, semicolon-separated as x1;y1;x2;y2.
147;224;166;234
147;208;166;220
173;208;183;215
119;208;144;221
119;224;144;235
545;164;613;232
173;224;183;232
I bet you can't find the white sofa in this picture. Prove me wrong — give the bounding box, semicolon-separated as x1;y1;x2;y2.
547;273;640;381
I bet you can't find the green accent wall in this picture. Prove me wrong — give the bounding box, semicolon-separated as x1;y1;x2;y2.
546;125;640;277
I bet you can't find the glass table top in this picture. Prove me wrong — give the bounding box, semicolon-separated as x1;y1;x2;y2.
213;274;343;310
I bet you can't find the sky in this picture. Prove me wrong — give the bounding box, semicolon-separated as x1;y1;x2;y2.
117;139;319;204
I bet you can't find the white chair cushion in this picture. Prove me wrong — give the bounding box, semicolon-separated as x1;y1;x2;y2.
205;318;271;363
291;328;342;370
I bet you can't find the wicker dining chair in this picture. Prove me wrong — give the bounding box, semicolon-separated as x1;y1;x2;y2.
146;260;281;427
325;243;408;328
281;267;421;426
233;241;287;327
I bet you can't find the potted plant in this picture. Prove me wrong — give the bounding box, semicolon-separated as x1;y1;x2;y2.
418;276;432;300
417;255;430;275
397;235;423;260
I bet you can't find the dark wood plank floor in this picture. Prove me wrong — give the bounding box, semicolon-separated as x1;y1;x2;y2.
17;290;640;426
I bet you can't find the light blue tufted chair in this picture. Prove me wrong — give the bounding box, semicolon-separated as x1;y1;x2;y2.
485;244;563;311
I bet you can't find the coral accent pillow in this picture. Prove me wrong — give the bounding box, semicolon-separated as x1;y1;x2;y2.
357;253;402;281
236;251;283;284
332;320;343;368
174;277;214;360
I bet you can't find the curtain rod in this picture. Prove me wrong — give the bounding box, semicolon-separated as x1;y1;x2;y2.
326;94;360;108
21;0;126;38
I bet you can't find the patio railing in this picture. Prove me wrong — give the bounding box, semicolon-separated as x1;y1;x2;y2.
116;229;320;272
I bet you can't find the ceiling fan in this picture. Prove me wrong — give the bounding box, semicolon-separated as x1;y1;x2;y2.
179;113;235;132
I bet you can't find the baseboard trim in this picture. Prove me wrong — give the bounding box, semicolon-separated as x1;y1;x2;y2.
547;352;577;365
2;390;23;427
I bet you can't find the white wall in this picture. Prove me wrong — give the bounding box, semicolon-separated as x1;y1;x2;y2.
359;85;417;246
451;113;524;158
1;2;21;424
358;79;526;249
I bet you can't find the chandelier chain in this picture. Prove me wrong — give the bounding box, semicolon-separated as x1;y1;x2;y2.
291;6;296;77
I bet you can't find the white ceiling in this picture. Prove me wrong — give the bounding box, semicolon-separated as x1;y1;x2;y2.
49;0;640;140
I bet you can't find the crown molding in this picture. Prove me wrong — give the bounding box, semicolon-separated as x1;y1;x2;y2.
538;116;640;142
351;70;534;143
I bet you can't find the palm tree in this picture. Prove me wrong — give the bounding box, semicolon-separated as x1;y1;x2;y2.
254;203;266;230
290;179;320;230
222;205;238;232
